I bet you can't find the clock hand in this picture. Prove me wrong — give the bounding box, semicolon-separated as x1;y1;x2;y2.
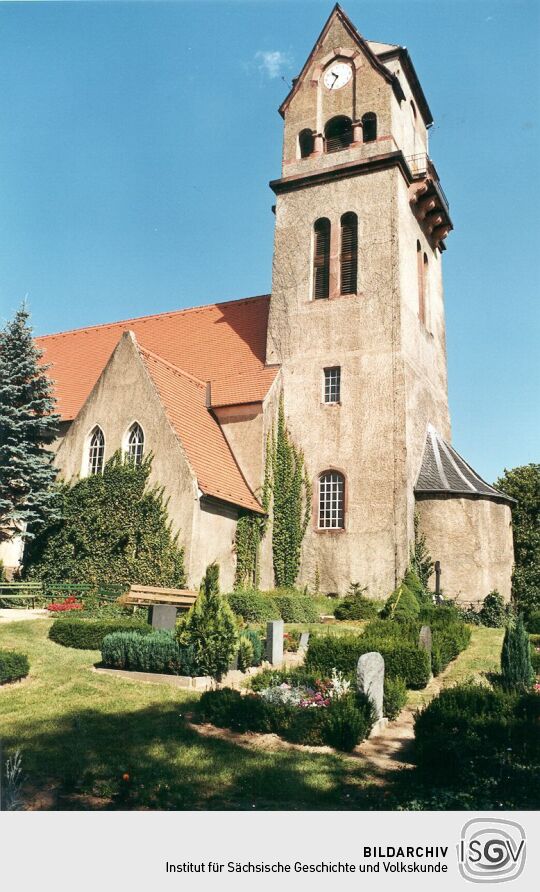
331;71;338;88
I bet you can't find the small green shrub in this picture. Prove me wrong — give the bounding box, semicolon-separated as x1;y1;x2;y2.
479;590;508;628
197;689;272;733
0;651;30;684
178;588;238;680
334;584;379;621
530;636;540;674
526;611;540;634
226;591;280;622
272;594;319;622
323;692;374;751
241;629;264;666
102;630;196;675
237;636;255;672
283;628;301;652
501;615;535;691
403;568;433;608
431;623;471;675
383;676;407;720
49;617;151;650
249;666;320;692
380;584;420;621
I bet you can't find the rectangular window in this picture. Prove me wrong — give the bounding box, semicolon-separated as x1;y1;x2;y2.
324;367;341;403
319;472;345;529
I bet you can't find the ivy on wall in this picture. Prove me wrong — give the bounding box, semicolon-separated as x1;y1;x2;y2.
24;453;186;587
234;395;309;590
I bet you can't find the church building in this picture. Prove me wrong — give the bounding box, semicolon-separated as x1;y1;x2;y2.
26;6;514;599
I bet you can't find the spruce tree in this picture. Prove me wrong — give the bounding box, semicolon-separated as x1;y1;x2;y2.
501;614;534;691
0;305;59;543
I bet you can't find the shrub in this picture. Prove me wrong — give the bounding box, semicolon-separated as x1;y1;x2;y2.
200;562;220;595
226;591;280;622
431;623;471;675
334;584;379;621
383;676;407;720
479;590;508;627
501;615;535;691
178;588;238;680
101;630;195;675
197;689;272;733
403;568;433;608
283;629;301;652
530;636;540;674
273;593;319;622
323;692;374;751
526;611;540;634
249;666;320;693
305;633;431;688
0;651;29;685
414;684;540;789
241;629;264;666
237;636;255;672
380;583;420;621
49;616;151;650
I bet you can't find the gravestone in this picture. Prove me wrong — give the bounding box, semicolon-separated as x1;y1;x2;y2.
299;631;310;651
419;625;432;654
150;605;177;631
266;619;284;665
356;651;385;723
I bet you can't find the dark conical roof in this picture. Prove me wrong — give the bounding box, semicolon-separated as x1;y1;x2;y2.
415;425;514;505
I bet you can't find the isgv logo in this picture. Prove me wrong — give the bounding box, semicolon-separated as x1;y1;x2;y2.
458;818;526;883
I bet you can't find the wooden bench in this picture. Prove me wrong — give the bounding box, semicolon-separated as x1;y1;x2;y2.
0;582;43;609
119;584;197;610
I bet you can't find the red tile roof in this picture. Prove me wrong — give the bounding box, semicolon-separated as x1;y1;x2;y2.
37;295;274;421
210;367;279;408
139;346;264;513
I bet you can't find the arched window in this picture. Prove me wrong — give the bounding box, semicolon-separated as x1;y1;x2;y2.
318;471;345;529
362;112;377;143
324;116;353;153
127;423;144;465
88;426;105;476
417;240;426;325
340;212;358;295
298;128;314;159
313;218;331;300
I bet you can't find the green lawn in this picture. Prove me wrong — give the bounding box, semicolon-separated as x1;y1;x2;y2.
0;619;382;810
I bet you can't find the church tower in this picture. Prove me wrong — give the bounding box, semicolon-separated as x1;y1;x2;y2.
266;5;453;596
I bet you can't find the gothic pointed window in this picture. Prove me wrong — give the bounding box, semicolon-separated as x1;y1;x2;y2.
313;218;330;300
318;471;345;529
127;423;144;465
362;112;377;143
324;116;353;153
299;129;314;159
340;212;358;295
88;426;105;476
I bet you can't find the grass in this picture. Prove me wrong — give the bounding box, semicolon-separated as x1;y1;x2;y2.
0;619;383;810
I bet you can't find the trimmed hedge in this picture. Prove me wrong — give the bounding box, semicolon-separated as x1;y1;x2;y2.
196;687;374;752
272;594;319;623
380;584;420;621
102;630;196;675
0;650;29;685
304;633;432;688
226;591;280;622
383;676;408;720
49;617;151;650
414;684;540;789
334;594;379;621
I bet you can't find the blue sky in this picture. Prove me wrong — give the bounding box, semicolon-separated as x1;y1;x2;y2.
0;0;538;481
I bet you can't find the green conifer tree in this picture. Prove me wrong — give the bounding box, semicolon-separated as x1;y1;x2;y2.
272;396;310;587
501;614;534;691
178;585;238;680
0;305;60;543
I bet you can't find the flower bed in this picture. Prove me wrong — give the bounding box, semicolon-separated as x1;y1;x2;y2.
47;594;83;613
196;668;375;751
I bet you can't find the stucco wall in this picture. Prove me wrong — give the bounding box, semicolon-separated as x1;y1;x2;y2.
416;495;514;602
191;498;238;593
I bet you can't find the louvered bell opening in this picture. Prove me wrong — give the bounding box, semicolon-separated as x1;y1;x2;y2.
362;113;377;143
313;220;330;299
325;117;353;154
340;214;357;295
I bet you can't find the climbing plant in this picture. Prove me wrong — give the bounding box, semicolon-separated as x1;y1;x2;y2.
233;396;310;590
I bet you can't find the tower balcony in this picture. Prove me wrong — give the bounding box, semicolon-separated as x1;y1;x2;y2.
407;153;453;250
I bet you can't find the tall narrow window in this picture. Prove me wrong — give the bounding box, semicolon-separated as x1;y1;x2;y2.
298;128;314;159
88;426;105;476
324;116;353;153
127;423;144;465
318;471;345;529
362;112;377;142
313;218;330;299
417;240;426;325
340;212;358;295
423;253;429;327
324;367;341;403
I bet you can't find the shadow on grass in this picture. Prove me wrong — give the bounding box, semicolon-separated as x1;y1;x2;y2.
3;701;393;811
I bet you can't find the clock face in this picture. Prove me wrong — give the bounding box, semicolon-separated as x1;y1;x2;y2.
323;61;352;91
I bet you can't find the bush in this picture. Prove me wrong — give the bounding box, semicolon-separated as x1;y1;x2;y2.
530;636;540;674
305;633;431;689
197;689;272;733
0;651;29;684
49;616;151;650
226;591;280;622
431;623;471;675
380;583;420;622
237;636;255;672
334;584;379;621
323;692;374;751
178;588;238;680
383;676;407;720
414;684;540;789
283;629;301;652
402;568;433;608
501;615;535;691
479;590;508;627
241;629;264;666
273;594;319;622
526;611;540;634
101;630;196;675
249;666;320;693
